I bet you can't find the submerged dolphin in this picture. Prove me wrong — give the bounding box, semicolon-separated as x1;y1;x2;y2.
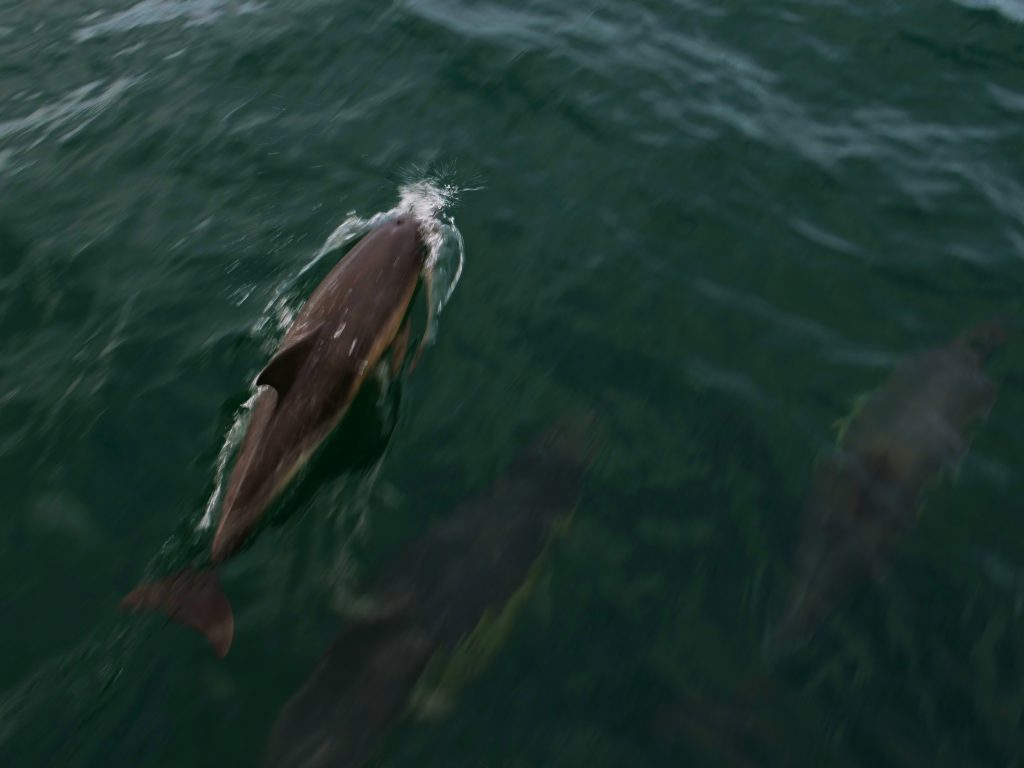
122;216;434;657
264;416;596;768
764;321;1005;659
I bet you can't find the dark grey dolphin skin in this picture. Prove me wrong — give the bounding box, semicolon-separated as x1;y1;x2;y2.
213;217;427;562
121;217;430;657
764;321;1005;659
264;416;596;768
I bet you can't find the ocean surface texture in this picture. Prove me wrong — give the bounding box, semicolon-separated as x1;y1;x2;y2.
2;0;1024;766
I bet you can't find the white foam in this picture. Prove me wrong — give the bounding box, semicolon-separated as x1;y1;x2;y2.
263;178;468;341
74;0;265;43
403;180;467;322
954;0;1024;22
196;392;255;531
0;77;139;150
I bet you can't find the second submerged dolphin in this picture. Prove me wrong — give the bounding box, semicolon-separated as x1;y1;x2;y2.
765;321;1005;659
264;416;596;768
122;216;434;657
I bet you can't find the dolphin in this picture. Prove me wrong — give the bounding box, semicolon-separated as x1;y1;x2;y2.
764;321;1005;659
263;415;596;768
122;216;434;657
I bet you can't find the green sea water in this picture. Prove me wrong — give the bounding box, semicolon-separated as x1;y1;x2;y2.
2;0;1024;765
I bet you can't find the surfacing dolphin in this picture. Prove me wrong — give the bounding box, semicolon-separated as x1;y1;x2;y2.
263;415;597;768
122;216;437;658
764;320;1006;660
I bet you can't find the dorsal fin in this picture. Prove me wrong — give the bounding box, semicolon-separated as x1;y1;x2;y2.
256;325;320;398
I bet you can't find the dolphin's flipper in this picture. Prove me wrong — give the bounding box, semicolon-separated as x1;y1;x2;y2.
408;269;435;375
389;319;412;379
257;325;321;399
120;570;234;658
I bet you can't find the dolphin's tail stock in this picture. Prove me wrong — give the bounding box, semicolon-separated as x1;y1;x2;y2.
120;570;235;658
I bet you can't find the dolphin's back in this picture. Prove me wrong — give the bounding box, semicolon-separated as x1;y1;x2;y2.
843;344;996;496
286;217;425;345
401;435;588;642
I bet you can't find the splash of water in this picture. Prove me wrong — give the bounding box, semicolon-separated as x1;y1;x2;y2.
261;177;466;345
195;393;256;531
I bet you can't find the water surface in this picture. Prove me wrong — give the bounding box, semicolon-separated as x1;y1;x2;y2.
2;0;1024;765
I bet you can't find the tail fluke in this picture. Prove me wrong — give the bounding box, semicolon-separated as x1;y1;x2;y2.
120;570;235;658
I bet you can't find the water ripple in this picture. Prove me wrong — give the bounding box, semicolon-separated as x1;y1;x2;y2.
953;0;1024;23
73;0;265;42
0;77;139;157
